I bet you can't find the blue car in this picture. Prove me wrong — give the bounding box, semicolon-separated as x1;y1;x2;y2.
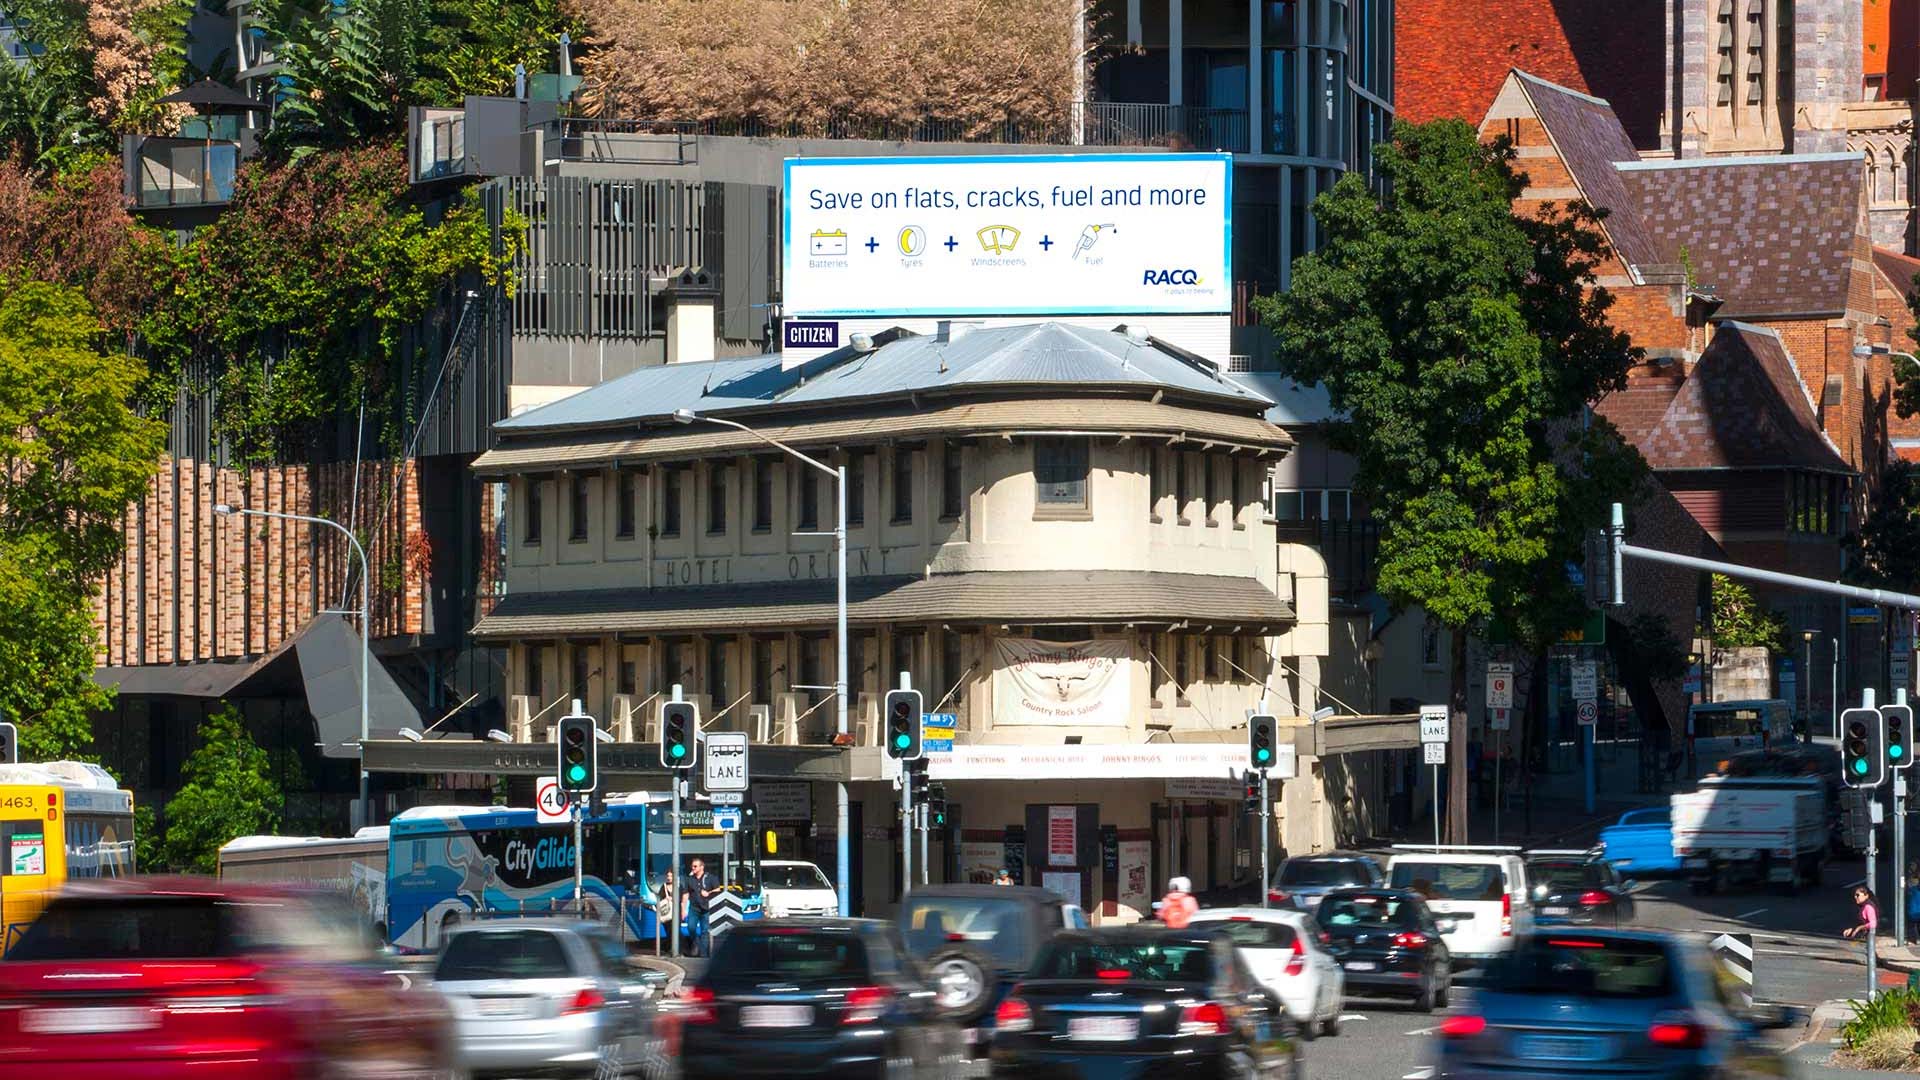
1600;808;1680;875
1432;929;1792;1079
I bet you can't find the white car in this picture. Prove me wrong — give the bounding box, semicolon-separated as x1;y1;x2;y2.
1190;906;1345;1038
744;859;838;918
1385;849;1533;964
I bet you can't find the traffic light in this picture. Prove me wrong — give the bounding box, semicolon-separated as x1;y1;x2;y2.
1842;706;1886;788
0;720;14;765
556;714;598;794
1242;770;1262;816
909;762;931;800
1884;703;1914;772
928;782;949;827
885;689;924;761
660;701;698;769
1248;713;1278;771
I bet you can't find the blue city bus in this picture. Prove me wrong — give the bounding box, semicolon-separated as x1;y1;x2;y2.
386;795;763;953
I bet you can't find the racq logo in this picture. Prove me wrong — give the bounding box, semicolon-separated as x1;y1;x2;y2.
1142;268;1204;286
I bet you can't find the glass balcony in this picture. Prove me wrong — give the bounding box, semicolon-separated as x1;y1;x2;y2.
125;136;239;209
413;108;467;181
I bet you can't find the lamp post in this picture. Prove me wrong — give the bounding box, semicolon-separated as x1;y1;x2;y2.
673;408;852;917
214;504;371;828
1802;629;1817;742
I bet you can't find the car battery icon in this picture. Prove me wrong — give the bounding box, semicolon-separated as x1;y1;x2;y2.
810;229;848;256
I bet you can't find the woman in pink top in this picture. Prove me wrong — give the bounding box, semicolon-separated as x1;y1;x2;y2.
1844;885;1880;967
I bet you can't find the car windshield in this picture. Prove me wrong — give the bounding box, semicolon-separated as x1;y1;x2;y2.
899;896;1032;969
1033;939;1214;983
1390;862;1506;901
1485;936;1674;999
738;864;833;891
1279;860;1374;887
8;897;240;961
1318;894;1422;929
1531;862;1604;890
709;930;869;979
1193;918;1297;948
436;930;575;981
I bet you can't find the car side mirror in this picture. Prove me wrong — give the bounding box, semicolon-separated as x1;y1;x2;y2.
1436;919;1458;934
1622;879;1638;891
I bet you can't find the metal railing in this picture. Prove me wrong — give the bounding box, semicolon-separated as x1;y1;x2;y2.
1080;102;1251;153
130;137;240;208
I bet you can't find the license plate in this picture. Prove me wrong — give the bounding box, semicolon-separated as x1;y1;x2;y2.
22;1007;155;1035
472;997;529;1018
740;1004;813;1029
1542;906;1570;916
1344;960;1379;971
1514;1034;1609;1061
1068;1016;1139;1041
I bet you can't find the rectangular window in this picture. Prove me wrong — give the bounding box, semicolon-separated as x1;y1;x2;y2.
1272;488;1301;521
524;644;544;697
571;644;592;700
799;470;819;531
524;478;543;544
752;638;773;705
1176;451;1192;522
892;447;914;524
1174;636;1191;701
1205;635;1220;681
941;441;964;520
941;632;966;707
707;638;729;705
753;458;774;533
1035;437;1091;509
848;453;867;526
616;472;636;539
707;464;728;535
1150;448;1168;520
1327;489;1351;521
1203;455;1219;526
1230;459;1247;528
661;467;682;537
569;475;590;542
800;634;826;706
850;633;869;695
618;658;637;696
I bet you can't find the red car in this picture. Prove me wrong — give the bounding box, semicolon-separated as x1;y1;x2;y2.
0;876;455;1080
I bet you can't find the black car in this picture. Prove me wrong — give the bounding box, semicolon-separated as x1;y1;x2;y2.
1317;889;1453;1011
896;884;1088;1055
989;925;1301;1079
1525;853;1636;928
677;918;961;1080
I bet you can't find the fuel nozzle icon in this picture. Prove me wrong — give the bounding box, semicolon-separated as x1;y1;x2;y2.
1072;223;1115;261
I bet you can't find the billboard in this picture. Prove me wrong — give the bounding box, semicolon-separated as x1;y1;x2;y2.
783;153;1232;318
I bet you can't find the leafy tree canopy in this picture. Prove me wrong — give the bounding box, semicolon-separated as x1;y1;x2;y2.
1846;459;1920;593
1709;573;1788;654
159;704;282;874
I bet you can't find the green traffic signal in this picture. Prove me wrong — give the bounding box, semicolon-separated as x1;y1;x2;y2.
1855;758;1870;775
1895;745;1907;759
568;764;587;782
669;743;685;759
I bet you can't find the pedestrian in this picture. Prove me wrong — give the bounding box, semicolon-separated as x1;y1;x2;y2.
994;868;1014;886
1843;885;1880;968
1907;863;1920;946
1159;876;1199;929
686;857;719;957
654;869;682;953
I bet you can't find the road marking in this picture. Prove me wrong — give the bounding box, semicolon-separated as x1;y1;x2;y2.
1406;1024;1443;1036
1339;1013;1368;1021
1734;907;1768;920
1402;1069;1435;1080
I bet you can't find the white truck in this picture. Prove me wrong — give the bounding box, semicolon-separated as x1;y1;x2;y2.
1671;776;1826;894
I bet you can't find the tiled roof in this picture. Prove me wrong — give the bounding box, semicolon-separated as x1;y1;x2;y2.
472;570;1296;639
1615;154;1866;318
1615;323;1849;472
1873;246;1920;296
497;322;1268;434
1513;72;1663;268
1398;0;1664;145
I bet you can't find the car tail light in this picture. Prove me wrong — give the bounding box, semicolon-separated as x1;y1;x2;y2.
1284;936;1306;977
1502;891;1513;936
841;986;889;1025
1096;969;1132;980
1268;890;1289;904
565;987;606;1014
1579;891;1611;906
1440;1015;1487;1038
994;996;1032;1033
1178;1001;1231;1036
1391;931;1428;949
1648;1013;1707;1049
680;986;717;1025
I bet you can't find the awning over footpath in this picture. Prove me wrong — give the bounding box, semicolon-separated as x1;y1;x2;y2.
94;613;421;758
471;570;1296;640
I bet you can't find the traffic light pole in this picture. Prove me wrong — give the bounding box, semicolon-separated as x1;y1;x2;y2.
574;794;586;914
1260;769;1271;910
671;684;684;959
1898;688;1909;951
1866;687;1880;998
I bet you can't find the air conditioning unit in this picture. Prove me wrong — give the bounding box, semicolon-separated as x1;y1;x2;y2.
508;695;536;742
749;703;772;743
611;693;639;742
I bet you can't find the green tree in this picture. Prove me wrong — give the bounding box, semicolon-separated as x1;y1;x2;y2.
1253;120;1642;842
1848;460;1920;593
251;0;427;154
160;704;282;874
0;279;165;758
1709;573;1788;654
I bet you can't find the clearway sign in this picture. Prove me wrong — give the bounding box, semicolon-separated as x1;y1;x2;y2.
703;732;749;792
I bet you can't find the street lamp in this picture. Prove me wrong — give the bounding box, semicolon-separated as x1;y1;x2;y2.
672;407;854;917
215;504;371;828
1802;629;1817;740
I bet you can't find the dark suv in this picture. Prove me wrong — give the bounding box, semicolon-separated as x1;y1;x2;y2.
1269;852;1385;913
894;885;1087;1057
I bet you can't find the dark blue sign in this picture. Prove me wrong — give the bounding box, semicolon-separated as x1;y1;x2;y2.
782;319;839;350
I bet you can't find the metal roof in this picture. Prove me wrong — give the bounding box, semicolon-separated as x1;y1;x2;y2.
496;322;1270;434
1228;373;1339;426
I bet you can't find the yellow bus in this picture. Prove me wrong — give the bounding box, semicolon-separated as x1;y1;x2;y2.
0;761;136;955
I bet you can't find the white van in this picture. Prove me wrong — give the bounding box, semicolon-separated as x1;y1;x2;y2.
1385;847;1532;964
742;859;839;918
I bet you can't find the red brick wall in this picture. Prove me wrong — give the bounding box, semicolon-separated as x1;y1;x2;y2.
94;458;429;667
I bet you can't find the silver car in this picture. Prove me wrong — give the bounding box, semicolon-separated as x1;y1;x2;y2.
432;919;660;1078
